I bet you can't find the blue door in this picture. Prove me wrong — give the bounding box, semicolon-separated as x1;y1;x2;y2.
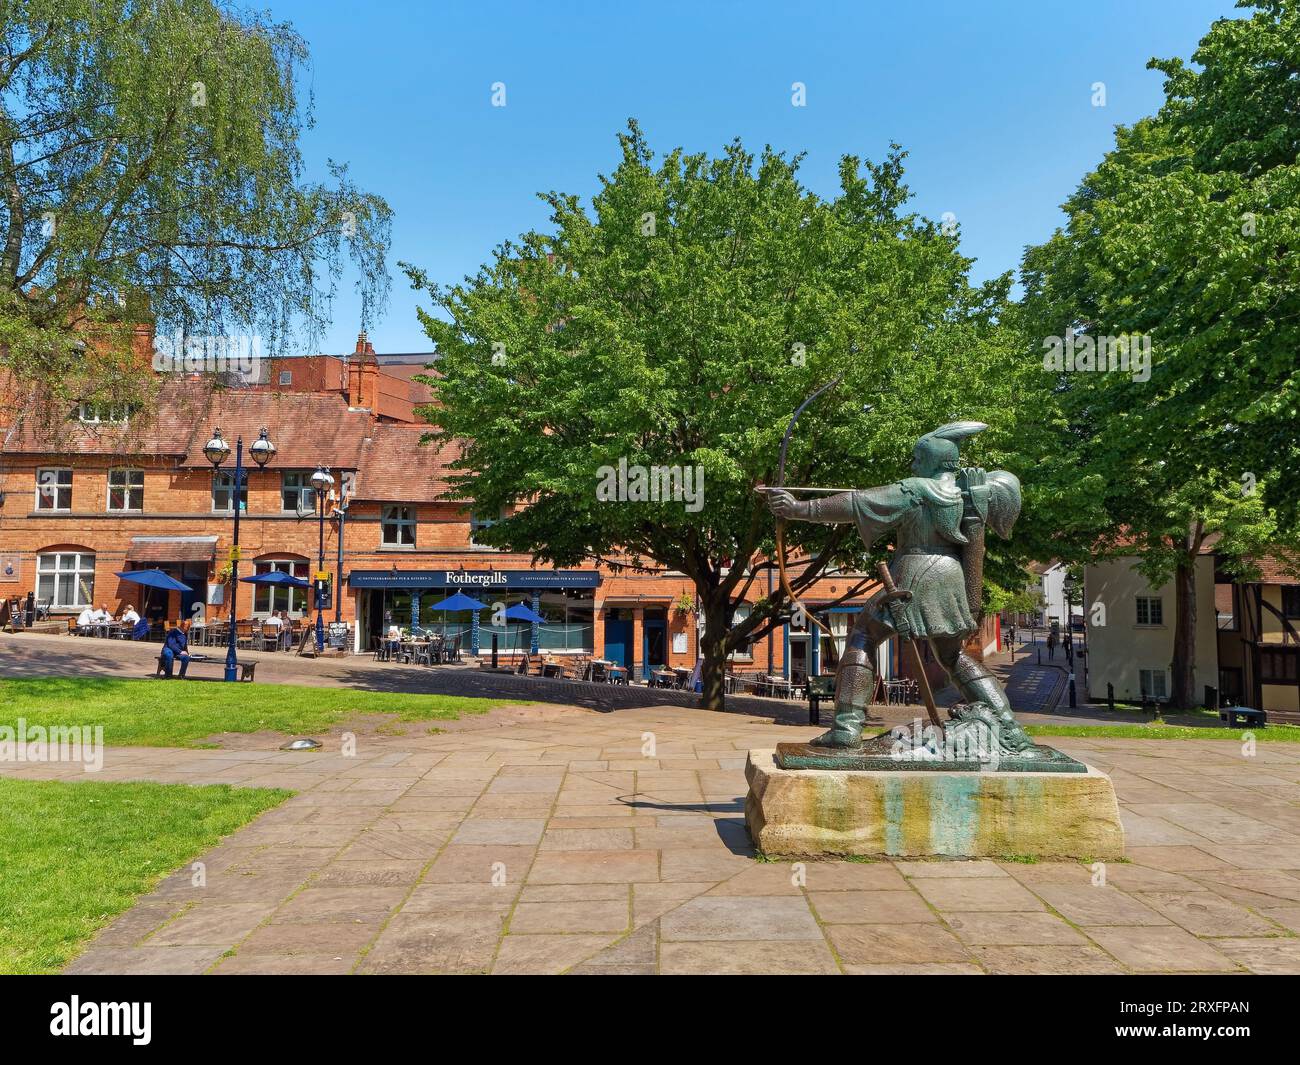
604;617;632;668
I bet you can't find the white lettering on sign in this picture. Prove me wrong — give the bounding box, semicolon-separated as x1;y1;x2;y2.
445;572;508;586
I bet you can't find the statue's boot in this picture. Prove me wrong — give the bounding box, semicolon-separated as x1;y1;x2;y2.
949;651;1036;753
811;647;874;748
950;652;1012;713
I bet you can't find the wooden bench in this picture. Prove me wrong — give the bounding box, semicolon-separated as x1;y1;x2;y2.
1220;706;1266;729
156;653;256;682
806;674;836;725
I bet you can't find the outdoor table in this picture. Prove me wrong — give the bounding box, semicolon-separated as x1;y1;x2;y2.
671;667;691;690
649;669;675;688
542;662;565;679
605;665;629;685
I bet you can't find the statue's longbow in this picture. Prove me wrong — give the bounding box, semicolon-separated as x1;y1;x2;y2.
768;375;844;637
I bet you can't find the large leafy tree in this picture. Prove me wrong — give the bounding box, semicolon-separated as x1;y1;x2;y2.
407;122;1046;710
0;0;391;417
1020;0;1300;708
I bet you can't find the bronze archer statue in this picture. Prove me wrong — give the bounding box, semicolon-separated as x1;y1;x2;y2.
765;420;1034;755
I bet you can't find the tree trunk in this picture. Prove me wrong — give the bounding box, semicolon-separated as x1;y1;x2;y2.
698;593;730;712
1169;557;1198;710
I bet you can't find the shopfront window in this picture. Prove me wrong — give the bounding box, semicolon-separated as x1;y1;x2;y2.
253;559;308;615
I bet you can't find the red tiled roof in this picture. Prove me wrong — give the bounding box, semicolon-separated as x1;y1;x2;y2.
176;389;372;470
1251;553;1300;584
2;379;374;470
2;377;204;457
352;425;462;503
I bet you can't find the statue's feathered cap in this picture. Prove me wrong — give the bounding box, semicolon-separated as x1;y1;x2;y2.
914;420;987;471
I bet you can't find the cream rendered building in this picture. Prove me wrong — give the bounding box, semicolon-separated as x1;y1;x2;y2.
1084;556;1219;705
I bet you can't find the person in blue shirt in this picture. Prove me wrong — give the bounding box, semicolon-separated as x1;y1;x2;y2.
161;623;190;678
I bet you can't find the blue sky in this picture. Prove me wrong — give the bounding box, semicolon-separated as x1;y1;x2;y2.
270;0;1240;355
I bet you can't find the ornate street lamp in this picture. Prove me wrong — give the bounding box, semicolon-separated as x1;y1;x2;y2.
207;427;275;681
310;465;335;653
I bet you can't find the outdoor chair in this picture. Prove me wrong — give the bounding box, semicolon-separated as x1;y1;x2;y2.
258;623;281;651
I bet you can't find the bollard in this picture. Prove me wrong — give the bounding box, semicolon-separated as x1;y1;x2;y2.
1068;672;1076;708
1037;648;1041;666
491;632;499;670
1107;682;1114;713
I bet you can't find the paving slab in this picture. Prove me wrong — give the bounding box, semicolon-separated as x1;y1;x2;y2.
2;665;1297;976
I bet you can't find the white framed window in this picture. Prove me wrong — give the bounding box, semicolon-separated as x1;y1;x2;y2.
253;559;308;616
1139;668;1168;700
1136;596;1163;626
281;471;315;513
36;468;72;511
212;470;247;513
382;505;416;548
107;468;144;512
76;402;131;424
36;551;95;609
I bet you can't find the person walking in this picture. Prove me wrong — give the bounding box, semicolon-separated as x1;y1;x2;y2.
1046;628;1057;660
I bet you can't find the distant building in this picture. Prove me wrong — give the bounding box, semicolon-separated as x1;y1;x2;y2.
0;331;874;679
1215;554;1300;718
1084;551;1300;721
1084;556;1218;706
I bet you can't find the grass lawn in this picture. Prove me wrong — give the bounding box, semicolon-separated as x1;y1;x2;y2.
0;677;516;747
0;778;290;974
1027;723;1300;742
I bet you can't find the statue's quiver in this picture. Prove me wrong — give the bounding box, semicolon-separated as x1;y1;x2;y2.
956;469;1022;621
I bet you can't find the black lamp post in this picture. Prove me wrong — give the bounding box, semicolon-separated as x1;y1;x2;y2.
310;465;334;653
205;427;275;681
1062;573;1078;708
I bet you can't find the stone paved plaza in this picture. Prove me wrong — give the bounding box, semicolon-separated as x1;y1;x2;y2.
4;691;1300;975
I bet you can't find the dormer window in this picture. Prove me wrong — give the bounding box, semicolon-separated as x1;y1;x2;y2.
76;402;131;424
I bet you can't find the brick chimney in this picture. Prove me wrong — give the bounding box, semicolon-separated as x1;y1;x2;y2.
347;330;379;410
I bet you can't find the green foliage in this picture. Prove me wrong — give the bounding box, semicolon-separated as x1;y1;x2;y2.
0;0;392;413
404;121;1043;701
0;778;289;973
1019;0;1300;705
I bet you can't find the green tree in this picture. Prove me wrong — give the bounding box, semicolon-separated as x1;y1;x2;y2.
406;122;1043;709
0;0;391;415
1020;0;1300;708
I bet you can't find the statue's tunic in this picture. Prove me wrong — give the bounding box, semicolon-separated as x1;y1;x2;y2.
850;477;976;639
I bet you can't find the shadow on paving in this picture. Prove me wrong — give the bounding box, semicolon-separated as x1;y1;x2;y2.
329;662;822;725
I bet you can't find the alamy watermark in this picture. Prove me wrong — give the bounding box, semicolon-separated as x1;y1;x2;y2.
596;457;705;513
1042;331;1152;383
0;719;104;772
152;329;261;381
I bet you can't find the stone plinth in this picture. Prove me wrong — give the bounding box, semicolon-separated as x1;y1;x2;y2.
745;749;1125;860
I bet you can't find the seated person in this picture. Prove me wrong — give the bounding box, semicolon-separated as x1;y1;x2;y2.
76;604;95;632
261;610;284;650
120;604;141;626
160;622;190;678
384;622;402;658
278;610;295;650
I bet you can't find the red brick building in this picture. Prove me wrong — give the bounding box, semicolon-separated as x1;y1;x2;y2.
1;335;885;682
